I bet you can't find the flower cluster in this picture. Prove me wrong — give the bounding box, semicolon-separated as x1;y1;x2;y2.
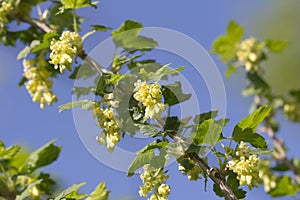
139;164;170;200
236;37;264;72
133;80;166;119
0;1;12;32
49;31;81;73
283;97;300;122
23;59;57;109
258;160;277;192
94;93;121;152
226;141;260;189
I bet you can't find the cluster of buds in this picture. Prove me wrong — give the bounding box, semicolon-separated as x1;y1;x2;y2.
94;93;121;152
139;164;170;200
0;1;12;32
283;97;300;122
23;59;57;109
226;141;260;189
258;159;277;192
236;37;264;72
49;31;81;73
133;80;166;119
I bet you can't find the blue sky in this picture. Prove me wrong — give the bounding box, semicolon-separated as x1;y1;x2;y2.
1;1;300;199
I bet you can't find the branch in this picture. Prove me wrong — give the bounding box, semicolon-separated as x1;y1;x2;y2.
189;153;238;200
254;95;300;185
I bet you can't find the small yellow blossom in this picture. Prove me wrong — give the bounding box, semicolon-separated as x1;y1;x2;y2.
133;80;166;119
0;1;12;31
49;31;81;73
139;164;170;200
22;59;57;109
227;141;260;189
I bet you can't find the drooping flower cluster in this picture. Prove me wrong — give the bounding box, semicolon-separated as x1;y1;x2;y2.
49;31;81;73
139;164;170;200
94;93;121;152
0;1;12;32
258;159;277;192
23;59;57;109
226;141;260;189
236;37;264;72
133;80;166;119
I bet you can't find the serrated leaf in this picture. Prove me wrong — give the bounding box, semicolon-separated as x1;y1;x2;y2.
59;100;94;112
61;0;97;10
127;150;155;177
236;106;272;132
16;180;43;200
193;110;218;125
191;119;225;147
265;40;287;53
0;141;21;160
22;140;61;173
53;182;87;200
162;81;191;106
269;176;300;197
86;182;110;200
92;25;112;32
122;35;158;50
232;127;267;149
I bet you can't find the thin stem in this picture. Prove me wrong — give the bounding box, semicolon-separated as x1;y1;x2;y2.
72;9;78;33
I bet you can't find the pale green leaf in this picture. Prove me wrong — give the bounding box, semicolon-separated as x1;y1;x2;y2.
86;182;110;200
16;180;43;200
59;100;94;112
54;182;87;200
127;150;155;177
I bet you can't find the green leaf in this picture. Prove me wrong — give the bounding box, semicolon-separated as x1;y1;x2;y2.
193;110;218;125
139;65;184;81
212;20;243;62
22;140;61;173
92;25;112;32
269;176;300;197
138;124;160;137
109;74;129;85
69;64;97;80
191;119;226;147
232;127;267;149
16;180;43;200
227;20;244;43
0;141;21;160
236;106;272;132
61;0;97;10
53;182;87;200
127;150;155;177
86;182;110;200
271;162;289;172
162;81;191;106
164;116;180;132
122;35;158;50
265;40;287;53
32;32;58;52
225;65;237;79
59;100;94;112
242;73;270;96
17;40;40;60
72;87;94;99
112;20;143;47
138;141;168;154
49;2;74;31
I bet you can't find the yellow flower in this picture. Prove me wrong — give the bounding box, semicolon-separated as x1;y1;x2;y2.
133;80;166;119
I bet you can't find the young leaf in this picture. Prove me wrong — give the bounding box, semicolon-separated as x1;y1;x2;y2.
269;176;300;197
227;20;244;43
61;0;97;10
265;40;287;53
138;141;168;154
53;182;87;200
86;182;110;200
17;40;40;60
225;65;237;79
127;150;155;177
0;141;21;160
31;32;58;52
164;116;180;132
22;140;61;173
59;100;94;112
162;81;191;106
232;127;267;149
138;124;161;137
